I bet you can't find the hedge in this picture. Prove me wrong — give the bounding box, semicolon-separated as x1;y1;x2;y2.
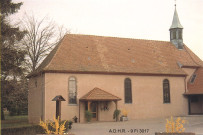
1;125;44;135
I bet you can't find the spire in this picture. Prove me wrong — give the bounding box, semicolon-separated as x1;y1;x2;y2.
170;6;183;29
169;4;184;49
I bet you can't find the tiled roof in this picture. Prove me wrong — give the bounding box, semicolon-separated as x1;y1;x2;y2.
186;68;203;95
28;34;203;77
80;87;121;101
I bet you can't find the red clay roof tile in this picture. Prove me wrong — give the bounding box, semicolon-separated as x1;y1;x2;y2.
80;87;121;101
186;68;203;95
28;34;203;77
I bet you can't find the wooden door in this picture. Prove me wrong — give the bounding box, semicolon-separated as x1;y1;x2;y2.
90;102;98;121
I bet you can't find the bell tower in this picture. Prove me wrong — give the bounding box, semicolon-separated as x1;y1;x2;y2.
169;4;183;49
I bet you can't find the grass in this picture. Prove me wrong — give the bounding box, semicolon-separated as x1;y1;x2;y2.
1;112;35;129
4;114;28;121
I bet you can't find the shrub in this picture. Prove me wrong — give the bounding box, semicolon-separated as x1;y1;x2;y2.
1;125;44;135
122;109;128;117
165;116;186;133
85;110;93;122
9;106;28;116
39;116;67;134
113;109;121;122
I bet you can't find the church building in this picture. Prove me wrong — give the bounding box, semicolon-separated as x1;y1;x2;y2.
28;6;203;124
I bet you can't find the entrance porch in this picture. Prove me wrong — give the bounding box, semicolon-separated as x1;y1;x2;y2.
79;87;121;122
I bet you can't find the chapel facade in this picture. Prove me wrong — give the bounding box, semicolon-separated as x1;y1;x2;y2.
28;6;203;124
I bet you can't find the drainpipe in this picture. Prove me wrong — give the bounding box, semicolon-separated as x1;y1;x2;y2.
184;75;191;114
79;100;80;123
184;76;187;93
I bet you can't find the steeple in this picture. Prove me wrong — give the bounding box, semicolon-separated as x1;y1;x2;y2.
169;5;184;49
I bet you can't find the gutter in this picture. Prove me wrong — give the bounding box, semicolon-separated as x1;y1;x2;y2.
27;70;187;78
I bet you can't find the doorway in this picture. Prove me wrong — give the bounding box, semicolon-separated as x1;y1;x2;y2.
90;102;98;121
189;95;203;114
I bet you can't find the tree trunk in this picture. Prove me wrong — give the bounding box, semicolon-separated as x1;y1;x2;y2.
1;107;5;120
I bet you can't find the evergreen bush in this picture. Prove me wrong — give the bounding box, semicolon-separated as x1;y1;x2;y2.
85;110;93;122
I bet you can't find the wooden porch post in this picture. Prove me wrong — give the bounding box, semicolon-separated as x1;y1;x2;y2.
113;100;118;121
113;100;118;110
88;101;91;111
116;101;118;110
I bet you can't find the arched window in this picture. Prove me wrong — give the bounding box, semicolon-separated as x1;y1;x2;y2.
68;77;77;104
124;78;132;103
163;79;170;103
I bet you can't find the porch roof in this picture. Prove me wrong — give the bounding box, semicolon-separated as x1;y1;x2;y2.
80;87;121;101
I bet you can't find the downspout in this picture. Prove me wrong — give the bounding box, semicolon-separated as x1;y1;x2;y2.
41;72;45;121
184;75;191;115
79;100;80;123
184;76;187;93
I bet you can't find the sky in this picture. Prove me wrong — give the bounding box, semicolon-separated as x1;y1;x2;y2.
12;0;203;60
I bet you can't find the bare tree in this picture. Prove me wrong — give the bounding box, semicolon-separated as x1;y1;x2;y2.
21;14;68;72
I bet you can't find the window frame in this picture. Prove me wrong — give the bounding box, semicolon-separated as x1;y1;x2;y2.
163;79;170;104
190;74;197;84
68;76;77;105
124;78;132;104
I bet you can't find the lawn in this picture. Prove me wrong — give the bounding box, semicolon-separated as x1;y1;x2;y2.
1;113;35;129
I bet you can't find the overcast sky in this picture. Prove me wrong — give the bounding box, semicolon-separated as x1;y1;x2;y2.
12;0;203;60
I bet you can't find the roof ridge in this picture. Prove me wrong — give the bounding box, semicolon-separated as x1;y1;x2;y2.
67;33;170;43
